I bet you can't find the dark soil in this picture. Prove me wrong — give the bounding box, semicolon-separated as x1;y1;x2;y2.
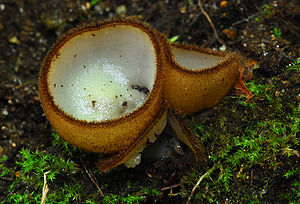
0;0;299;203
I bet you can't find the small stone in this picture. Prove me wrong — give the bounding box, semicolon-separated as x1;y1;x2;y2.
0;4;5;11
8;36;20;44
94;5;103;14
180;7;186;14
2;109;8;116
116;5;126;15
219;44;226;51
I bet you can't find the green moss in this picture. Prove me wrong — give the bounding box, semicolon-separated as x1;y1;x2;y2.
274;27;281;38
287;57;300;72
16;148;77;189
102;193;146;204
0;155;13;177
1;148;87;203
51;131;78;157
261;4;272;17
89;0;101;7
4;191;41;204
1;142;163;203
184;60;299;202
101;187;160;204
46;183;85;203
169;35;180;43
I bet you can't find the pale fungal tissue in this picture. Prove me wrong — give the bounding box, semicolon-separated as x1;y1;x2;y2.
39;18;241;172
58;64;148;122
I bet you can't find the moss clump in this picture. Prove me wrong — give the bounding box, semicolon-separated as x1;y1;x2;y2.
181;60;299;203
0;148;87;203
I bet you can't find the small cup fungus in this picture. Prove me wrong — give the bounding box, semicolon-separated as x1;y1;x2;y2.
39;18;240;171
162;43;241;113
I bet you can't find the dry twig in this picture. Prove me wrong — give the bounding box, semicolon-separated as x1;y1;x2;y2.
0;176;13;181
41;171;50;204
82;161;104;196
160;183;181;191
186;166;215;204
197;0;224;45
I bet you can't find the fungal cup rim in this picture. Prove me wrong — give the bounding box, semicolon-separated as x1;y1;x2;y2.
39;19;164;126
168;42;240;75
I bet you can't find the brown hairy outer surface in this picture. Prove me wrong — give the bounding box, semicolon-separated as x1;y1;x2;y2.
162;42;241;113
39;18;166;154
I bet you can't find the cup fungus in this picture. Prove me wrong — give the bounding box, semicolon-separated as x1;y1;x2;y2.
39;19;167;171
163;43;241;113
39;18;240;172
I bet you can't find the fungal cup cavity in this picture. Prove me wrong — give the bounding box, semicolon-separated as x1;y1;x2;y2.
68;64;148;121
172;47;224;70
48;25;156;122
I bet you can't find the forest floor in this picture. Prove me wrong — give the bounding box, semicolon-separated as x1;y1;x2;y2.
0;0;299;203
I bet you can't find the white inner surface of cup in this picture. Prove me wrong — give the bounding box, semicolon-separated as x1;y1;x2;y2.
48;26;156;122
172;47;224;70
